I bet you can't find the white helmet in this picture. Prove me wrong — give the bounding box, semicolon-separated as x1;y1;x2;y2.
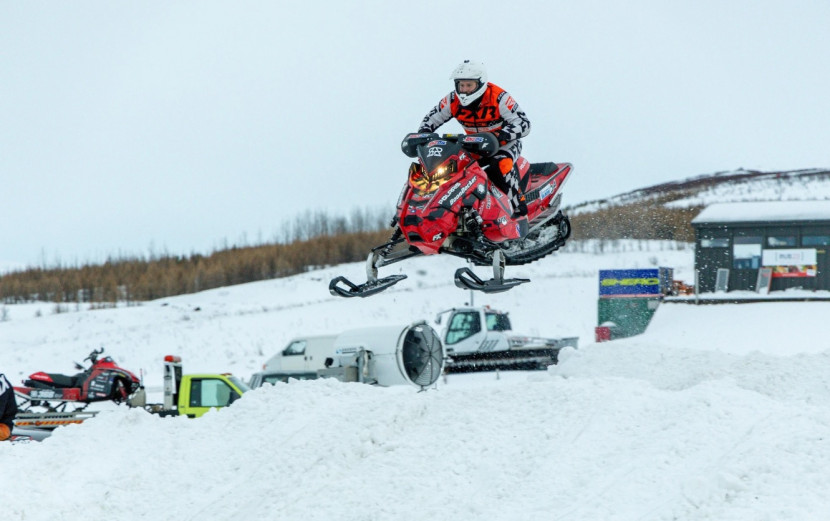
450;60;488;106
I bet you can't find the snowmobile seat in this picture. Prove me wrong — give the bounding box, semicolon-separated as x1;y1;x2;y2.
529;162;560;178
24;372;84;389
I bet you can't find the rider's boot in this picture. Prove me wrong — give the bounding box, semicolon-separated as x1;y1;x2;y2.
482;154;527;218
505;166;527;218
512;192;528;218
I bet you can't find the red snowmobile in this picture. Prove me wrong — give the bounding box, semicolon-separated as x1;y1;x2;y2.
330;132;573;297
14;348;141;413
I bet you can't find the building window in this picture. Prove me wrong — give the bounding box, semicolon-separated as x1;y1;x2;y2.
701;237;729;248
803;235;830;246
733;236;762;269
767;236;796;247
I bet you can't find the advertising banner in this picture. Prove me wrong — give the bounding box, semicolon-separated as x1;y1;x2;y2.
599;269;661;297
762;249;818;278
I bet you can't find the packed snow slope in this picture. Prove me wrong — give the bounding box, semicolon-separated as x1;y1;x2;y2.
3;241;830;521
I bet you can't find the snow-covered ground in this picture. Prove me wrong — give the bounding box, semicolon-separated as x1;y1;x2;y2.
2;241;830;520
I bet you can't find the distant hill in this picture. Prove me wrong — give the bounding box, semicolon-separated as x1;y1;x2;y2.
566;168;830;242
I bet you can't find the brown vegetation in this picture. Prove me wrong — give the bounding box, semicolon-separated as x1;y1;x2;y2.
0;229;392;305
0;189;713;306
0;206;395;306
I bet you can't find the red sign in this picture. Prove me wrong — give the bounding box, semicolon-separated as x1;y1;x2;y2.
770;265;817;278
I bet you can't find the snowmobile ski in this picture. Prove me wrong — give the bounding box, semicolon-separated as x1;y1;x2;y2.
329;274;408;298
453;267;529;293
329;241;418;298
454;249;529;293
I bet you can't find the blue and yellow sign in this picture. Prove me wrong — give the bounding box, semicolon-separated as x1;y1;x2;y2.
599;269;662;296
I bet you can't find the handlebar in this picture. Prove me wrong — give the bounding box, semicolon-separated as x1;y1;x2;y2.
401;132;499;158
85;347;105;363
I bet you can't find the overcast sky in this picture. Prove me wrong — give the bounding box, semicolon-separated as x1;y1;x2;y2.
2;1;828;269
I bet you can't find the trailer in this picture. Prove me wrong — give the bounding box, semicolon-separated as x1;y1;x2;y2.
249;321;446;390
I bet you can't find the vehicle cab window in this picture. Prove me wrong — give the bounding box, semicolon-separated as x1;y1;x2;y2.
282;340;307;356
190;378;239;408
445;312;481;345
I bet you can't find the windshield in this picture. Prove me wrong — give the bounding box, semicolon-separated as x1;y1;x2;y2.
227;375;251;393
409;160;457;195
417;139;463;173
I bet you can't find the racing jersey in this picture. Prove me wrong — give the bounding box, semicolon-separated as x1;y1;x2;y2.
418;82;531;157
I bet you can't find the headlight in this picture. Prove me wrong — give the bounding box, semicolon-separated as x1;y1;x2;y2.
409;160;458;195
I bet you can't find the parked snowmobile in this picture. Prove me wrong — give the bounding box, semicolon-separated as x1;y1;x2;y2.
330;132;573;297
14;348;142;413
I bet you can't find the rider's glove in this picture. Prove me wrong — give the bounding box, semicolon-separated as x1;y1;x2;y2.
495;130;511;146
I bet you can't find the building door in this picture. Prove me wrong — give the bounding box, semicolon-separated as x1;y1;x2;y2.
696;233;730;292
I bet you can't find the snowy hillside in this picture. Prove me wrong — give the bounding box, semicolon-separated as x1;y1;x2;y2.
571;167;830;214
3;241;830;520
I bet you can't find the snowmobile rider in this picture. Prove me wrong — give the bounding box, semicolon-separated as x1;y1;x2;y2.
0;372;18;441
417;60;531;217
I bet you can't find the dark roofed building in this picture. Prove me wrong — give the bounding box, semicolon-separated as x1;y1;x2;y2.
691;201;830;293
